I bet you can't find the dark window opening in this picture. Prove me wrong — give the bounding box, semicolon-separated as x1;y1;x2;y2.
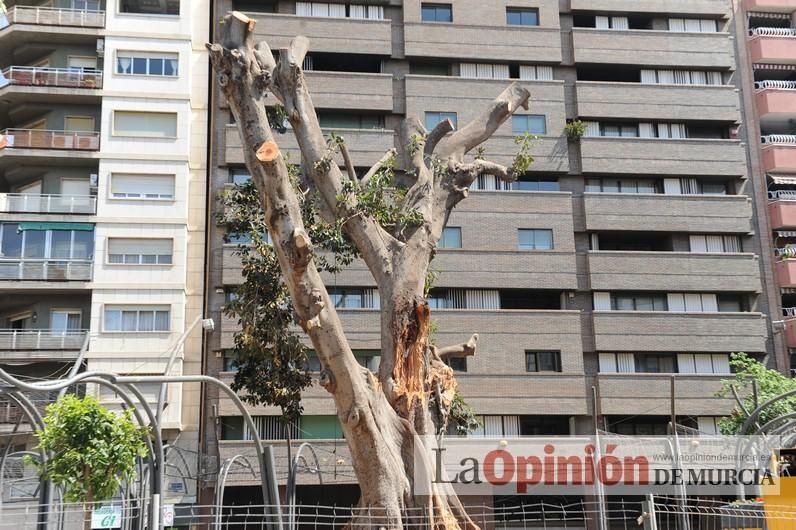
506;7;539;26
512;175;559;192
635;353;677;373
120;0;179;15
500;289;562;310
307;53;383;74
445;357;467;372
421;3;452;22
232;0;276;12
525;350;562;372
610;292;668;311
577;65;641;83
519;415;570;435
717;294;746;312
607;416;671;435
593;232;674;252
410;61;452;76
572;14;652;30
687;124;730;139
318;112;385;129
220;416;244;440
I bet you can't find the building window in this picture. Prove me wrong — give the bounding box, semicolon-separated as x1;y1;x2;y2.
439;227;462;249
601;123;638;138
668;18;718;33
459;63;510;80
119;0;179;15
611;293;667;311
328;288;379;309
318;112;384;130
518;229;553;250
230;169;251;185
110;173;175;200
506;7;539;26
116;52;178;77
295;2;383;19
424;111;458;131
104;306;170;332
512;176;559;192
445;357;467;372
689;235;741;253
113;111;178;138
635;353;677;373
0;223;94;260
421;3;452;22
525;351;562;372
585;178;658;194
512;115;546;135
107;238;173;265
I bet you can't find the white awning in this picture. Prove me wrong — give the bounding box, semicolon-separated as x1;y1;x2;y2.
769;175;796;185
754;63;796;71
783;288;796;294
776;231;796;238
749;12;792;19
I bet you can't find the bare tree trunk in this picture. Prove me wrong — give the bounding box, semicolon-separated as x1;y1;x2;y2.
207;12;530;529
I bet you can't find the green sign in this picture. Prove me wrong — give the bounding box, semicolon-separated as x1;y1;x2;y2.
91;505;122;529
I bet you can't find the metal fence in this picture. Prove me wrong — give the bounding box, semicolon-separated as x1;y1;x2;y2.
0;193;97;215
0;260;93;281
1;67;103;90
0;330;88;351
0;130;100;151
3;6;105;28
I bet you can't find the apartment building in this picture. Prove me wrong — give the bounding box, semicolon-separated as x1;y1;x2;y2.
202;0;783;507
0;0;208;505
739;0;796;374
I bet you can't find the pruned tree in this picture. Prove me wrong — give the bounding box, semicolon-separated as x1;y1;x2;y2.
208;11;532;529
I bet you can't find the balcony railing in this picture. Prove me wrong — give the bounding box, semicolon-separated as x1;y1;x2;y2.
0;129;99;151
762;134;796;145
769;190;796;200
0;329;87;350
0;193;97;214
1;67;102;89
0;259;92;281
783;307;796;317
751;27;796;37
756;80;796;90
3;6;105;28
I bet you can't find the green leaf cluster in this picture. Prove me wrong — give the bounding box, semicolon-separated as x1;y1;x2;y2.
564;120;587;141
29;395;149;503
447;391;482;435
717;352;796;434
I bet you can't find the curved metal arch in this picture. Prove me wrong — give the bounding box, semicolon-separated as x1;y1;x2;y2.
286;442;323;530
739;388;796;435
214;454;257;529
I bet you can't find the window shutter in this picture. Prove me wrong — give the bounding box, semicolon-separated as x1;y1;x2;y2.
503;416;520;436
691;71;707;85
111;174;175;198
583;121;600;137
701;293;718;312
685;18;701;32
700;19;717;32
639;123;656;138
694;354;714;373
678;354;697;374
295;2;312;15
617;353;635;373
108;238;171;255
674;123;687;138
476;63;493;79
447;289;466;309
599;353;617;373
663;178;681;194
684;293;704;312
465;289;499;310
669;18;685;32
657;123;671;139
311;3;329;16
673;70;690;84
711;354;731;374
697;417;719;435
302;55;314;71
493;64;510;79
611;16;628;30
706;235;724;253
680;178;699;194
364;288;380;309
367;5;383;19
723;236;740;253
460;63;477;78
668;293;686;312
590;233;600;250
690;235;708;253
483;416;503;436
349;4;366;18
640;70;657;84
593;292;611;311
707;71;723;85
328;3;346;17
658;70;675;84
519;65;536;80
595;15;610;29
535;66;553;80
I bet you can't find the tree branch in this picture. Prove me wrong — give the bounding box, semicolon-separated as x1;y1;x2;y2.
436;82;530;162
361;148;397;187
339;141;357;182
436;334;478;360
424;118;454;159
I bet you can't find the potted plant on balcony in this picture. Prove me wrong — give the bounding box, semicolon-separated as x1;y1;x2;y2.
564;119;586;142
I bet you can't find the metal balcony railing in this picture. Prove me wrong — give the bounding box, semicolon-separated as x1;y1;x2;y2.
756;80;796;90
0;193;97;214
769;190;796;200
0;129;100;151
1;67;102;89
0;329;87;350
776;246;796;258
0;259;93;281
762;134;796;145
751;27;796;37
3;6;105;28
783;307;796;317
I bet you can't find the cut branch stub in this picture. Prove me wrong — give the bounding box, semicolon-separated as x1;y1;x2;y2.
256;141;280;162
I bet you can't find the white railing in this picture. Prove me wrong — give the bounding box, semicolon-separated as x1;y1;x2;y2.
0;193;96;214
783;307;796;317
751;27;796;37
769;190;796;200
3;6;105;28
1;66;103;89
0;329;87;350
0;128;100;150
761;134;796;145
0;259;92;281
756;80;796;90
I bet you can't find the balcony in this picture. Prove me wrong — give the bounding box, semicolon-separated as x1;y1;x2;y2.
1;66;102;89
572;0;731;15
0;259;92;282
588;251;761;292
0;329;87;361
580;137;746;176
0;193;96;215
755;81;796;128
592;311;768;353
576;81;739;122
769;194;796;229
572;29;735;69
303;71;393;111
746;0;796;12
776;259;796;287
0;129;100;151
596;374;734;416
583;193;752;233
248;13;392;55
404;23;561;63
749;29;796;65
761;135;796;173
224;124;393;167
2;6;105;28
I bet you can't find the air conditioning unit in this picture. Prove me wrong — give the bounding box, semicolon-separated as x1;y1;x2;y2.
96;38;105;57
89;173;99;189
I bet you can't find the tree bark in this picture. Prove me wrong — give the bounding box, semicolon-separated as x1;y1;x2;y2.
208;12;530;529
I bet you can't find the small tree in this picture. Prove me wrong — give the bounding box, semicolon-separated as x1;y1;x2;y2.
564;120;586;141
29;394;150;530
718;352;796;434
